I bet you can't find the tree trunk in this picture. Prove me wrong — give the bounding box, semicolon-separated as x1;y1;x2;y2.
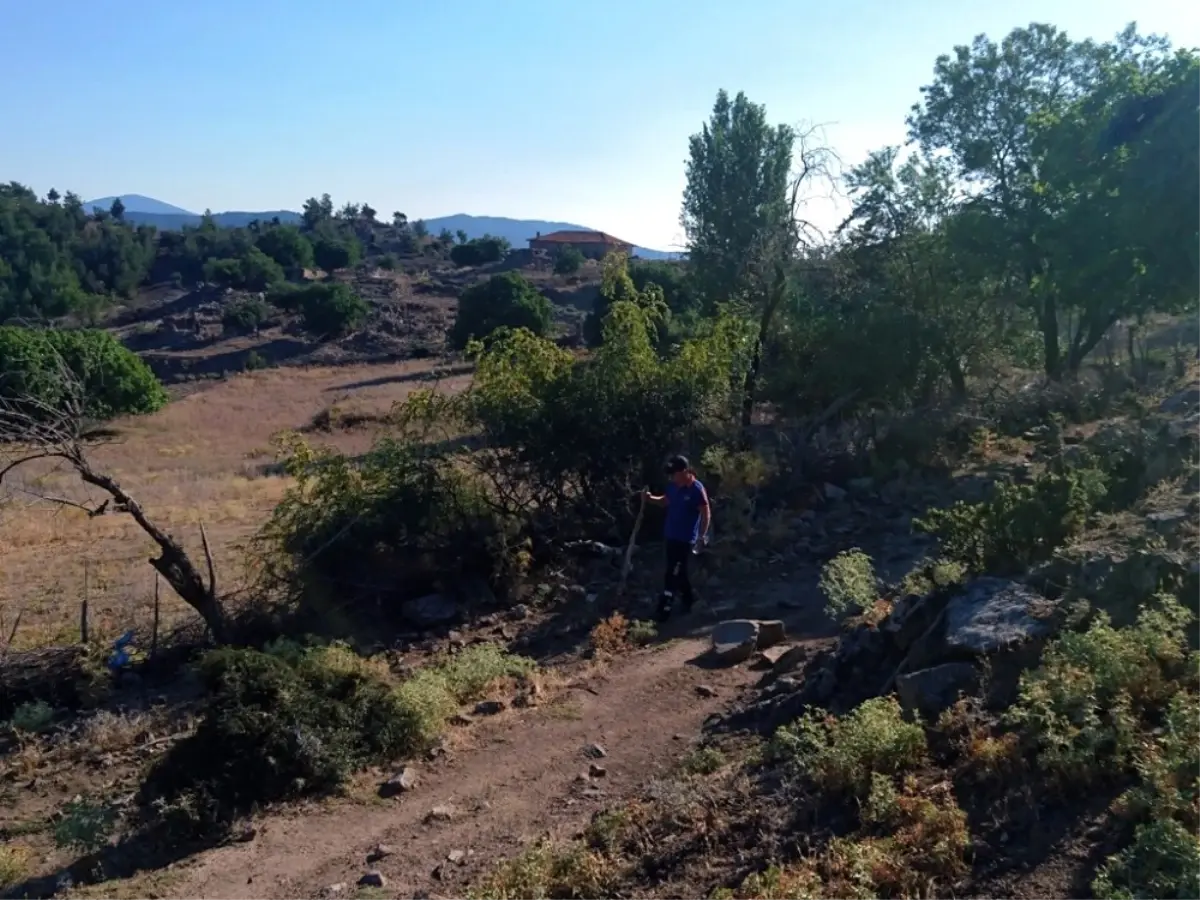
947;356;968;399
740;266;787;441
1041;293;1061;380
75;462;228;644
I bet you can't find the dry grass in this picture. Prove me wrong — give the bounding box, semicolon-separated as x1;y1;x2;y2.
0;358;471;648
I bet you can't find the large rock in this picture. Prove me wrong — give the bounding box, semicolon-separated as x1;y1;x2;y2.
401;593;461;628
942;578;1055;655
755;620;787;649
1160;385;1200;415
711;620;760;664
896;662;979;718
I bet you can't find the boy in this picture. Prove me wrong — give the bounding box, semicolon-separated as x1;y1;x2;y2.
643;455;711;621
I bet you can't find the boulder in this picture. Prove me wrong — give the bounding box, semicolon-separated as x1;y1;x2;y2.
942;578;1055;655
401;593;461;628
1159;385;1200;415
755;620;787;649
378;766;418;798
896;662;979;718
711;619;760;664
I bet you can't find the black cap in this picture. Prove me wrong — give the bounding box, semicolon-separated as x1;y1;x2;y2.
664;454;690;474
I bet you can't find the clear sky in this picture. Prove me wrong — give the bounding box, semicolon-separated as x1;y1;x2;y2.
1;0;1195;251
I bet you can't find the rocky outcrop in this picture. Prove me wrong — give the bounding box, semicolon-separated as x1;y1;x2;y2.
726;576;1062;731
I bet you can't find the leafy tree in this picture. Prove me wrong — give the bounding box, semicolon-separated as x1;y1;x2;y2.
553;245;584;275
450;272;552;349
0;326;168;421
222;296;272;335
202;248;285;291
301;194;335;231
109;197;126;222
311;230;362;273
392;211;408;230
412;219;429;239
456;229;469;245
584;252;668;348
271;283;368;337
254;224;314;273
449;235;510;267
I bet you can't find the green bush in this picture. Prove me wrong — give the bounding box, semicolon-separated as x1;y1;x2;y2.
449;272;552;349
1006;594;1195;782
914;464;1109;573
201;248;285;291
819;548;878;620
254;224;314;272
221;297;272;334
449;235;509;267
767;696;927;797
1093;818;1200;900
140;642;420;838
553;245;584;275
0;326;168;422
270;282;367;337
311;232;361;273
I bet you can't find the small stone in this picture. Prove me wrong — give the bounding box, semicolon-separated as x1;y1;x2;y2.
473;699;505;716
754;620;787;649
367;843;395;863
581;787;605;799
584;743;607;759
379;766;418;797
511;604;530;620
449;713;474;727
426;804;456;823
235;826;257;842
327;883;346;895
823;482;847;501
432;864;445;881
447;849;466;865
358;871;386;888
695;684;718;698
588;763;607;778
711;619;760;664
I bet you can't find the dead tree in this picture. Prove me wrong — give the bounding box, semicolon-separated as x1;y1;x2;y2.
0;356;228;644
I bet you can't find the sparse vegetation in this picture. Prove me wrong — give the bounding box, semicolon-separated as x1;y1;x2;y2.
818;549;877;620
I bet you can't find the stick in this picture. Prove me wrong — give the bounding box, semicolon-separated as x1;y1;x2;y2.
81;560;90;644
151;574;161;659
617;488;647;599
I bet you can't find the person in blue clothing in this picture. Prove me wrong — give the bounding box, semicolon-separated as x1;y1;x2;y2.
642;455;711;621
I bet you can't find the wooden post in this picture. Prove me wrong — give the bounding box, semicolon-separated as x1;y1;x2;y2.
151;574;161;660
80;560;90;644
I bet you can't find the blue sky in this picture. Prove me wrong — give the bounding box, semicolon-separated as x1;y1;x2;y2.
1;0;1195;251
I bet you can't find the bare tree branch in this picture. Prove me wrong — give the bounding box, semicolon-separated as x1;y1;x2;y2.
0;342;229;643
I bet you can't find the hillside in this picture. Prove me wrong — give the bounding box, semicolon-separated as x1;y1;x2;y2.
81;197;677;258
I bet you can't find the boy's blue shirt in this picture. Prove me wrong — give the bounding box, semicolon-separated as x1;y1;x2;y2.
664;479;708;543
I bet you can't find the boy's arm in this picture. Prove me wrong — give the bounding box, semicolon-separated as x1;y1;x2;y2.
643;490;669;508
697;484;711;539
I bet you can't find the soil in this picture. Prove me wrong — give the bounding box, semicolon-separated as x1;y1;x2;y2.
171;635;761;899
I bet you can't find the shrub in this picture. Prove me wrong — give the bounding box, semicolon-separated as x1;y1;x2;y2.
1093;817;1200;900
270;282;367;337
53;798;118;853
553;245;584;275
449;272;552;349
767;696;927;797
254;224;314;272
0;326;168;422
819;549;877;621
6;700;54;734
0;845;31;892
258;433;523;612
221;296;271;335
201;248;285;291
140;642;421;838
1006;594;1195;783
311;232;361;273
914;464;1109;573
583;251;670;348
468;841;615;900
449;235;509;267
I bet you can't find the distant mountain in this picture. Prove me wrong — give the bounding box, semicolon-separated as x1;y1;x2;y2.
82;194;195;216
89;197;679;259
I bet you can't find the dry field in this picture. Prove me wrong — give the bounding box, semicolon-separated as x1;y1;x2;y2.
0;359;472;649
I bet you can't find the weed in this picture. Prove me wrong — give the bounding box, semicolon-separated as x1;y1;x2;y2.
0;845;31;891
468;841;615;899
7;699;55;734
819;549;877;621
627;618;658;645
1092;817;1200;900
899;557;967;597
1006;594;1194;781
768;697;926;797
396;644;535;742
681;746;727;776
584;806;634;853
53;798;118;853
590;612;635;655
80;710;149;754
724;863;822;899
915;464;1109;573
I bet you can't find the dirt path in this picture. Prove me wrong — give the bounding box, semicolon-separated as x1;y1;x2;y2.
172;635;764;899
